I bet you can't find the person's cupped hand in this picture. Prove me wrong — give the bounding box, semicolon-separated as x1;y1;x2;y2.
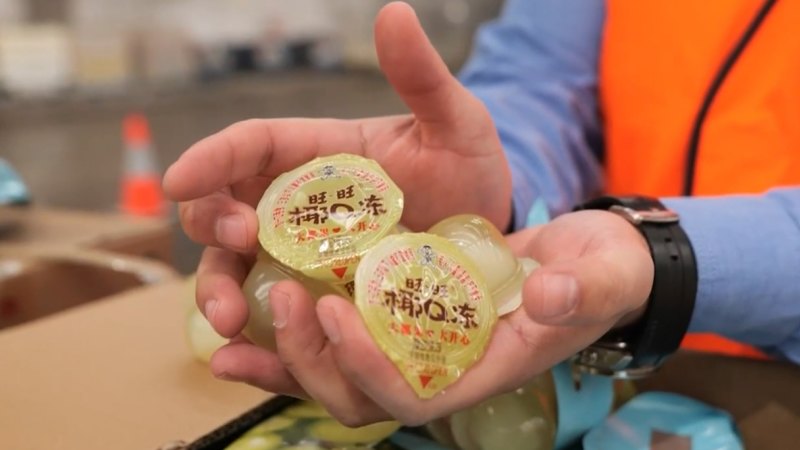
162;2;652;427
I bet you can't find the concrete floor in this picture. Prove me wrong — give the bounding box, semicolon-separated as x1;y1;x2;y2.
0;71;407;273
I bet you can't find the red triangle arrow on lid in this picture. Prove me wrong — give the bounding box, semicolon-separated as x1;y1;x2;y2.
419;375;433;389
332;266;348;279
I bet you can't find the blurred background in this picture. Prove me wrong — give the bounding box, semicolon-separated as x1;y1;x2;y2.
0;0;503;274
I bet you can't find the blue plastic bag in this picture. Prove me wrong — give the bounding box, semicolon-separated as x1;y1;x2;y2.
0;158;30;205
583;391;743;450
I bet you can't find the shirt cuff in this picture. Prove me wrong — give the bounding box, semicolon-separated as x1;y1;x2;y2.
662;192;800;355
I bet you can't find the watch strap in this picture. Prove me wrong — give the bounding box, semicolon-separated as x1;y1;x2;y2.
575;196;698;374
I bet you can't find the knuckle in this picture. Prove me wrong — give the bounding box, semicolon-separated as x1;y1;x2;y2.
193;273;212;308
275;337;324;374
196;247;219;277
178;201;209;244
275;347;298;372
178;202;195;230
333;356;360;380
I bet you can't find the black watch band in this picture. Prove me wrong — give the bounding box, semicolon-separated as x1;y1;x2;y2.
572;196;698;378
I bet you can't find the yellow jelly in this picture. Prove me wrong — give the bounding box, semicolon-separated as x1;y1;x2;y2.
241;416;297;437
307;419;401;445
224;433;283;450
354;233;495;399
282;401;332;419
429;214;539;316
242;250;338;351
183;275;227;363
255;154;403;286
442;374;558;450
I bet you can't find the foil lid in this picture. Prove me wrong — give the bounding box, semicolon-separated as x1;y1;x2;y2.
257;154;403;284
355;233;496;399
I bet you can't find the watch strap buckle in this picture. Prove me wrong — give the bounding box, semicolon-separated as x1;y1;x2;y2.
608;205;679;225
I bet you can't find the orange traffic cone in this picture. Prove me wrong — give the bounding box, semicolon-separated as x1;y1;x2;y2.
119;113;166;217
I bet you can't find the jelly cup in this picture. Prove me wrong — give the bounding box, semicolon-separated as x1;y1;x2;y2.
255;154;403;285
354;233;495;399
429;214;539;316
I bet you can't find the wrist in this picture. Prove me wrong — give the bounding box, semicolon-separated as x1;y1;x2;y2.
571;196;698;379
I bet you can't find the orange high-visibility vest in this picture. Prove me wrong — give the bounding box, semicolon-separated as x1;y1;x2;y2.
600;0;800;358
601;0;800;196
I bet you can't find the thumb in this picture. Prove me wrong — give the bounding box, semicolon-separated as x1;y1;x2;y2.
522;250;653;327
374;2;483;130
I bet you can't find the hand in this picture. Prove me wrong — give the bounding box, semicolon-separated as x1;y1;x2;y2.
202;210;653;426
163;1;511;249
163;1;511;339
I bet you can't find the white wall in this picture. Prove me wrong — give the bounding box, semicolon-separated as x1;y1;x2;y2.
154;0;336;47
0;0;23;25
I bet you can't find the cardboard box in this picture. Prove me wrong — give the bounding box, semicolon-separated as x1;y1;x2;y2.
0;205;174;266
0;279;271;450
0;275;796;449
0;206;178;329
198;355;800;450
637;352;800;449
0;244;178;329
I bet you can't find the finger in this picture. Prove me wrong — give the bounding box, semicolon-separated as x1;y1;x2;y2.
230;175;274;209
196;247;252;338
179;192;260;252
163;118;365;202
522;248;653;326
270;282;387;426
375;3;489;136
317;296;546;425
314;296;414;418
178;192;259;253
505;226;545;257
210;341;306;397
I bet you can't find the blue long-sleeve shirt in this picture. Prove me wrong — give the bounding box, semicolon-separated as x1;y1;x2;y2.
459;0;800;362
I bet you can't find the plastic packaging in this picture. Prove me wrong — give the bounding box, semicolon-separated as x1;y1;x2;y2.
242;214;534;386
425;365;638;450
241;250;340;351
224;400;401;449
354;233;495;399
427;373;558;450
583;391;743;450
244;158;534;397
183;275;228;364
242;154;403;351
0;158;31;205
428;214;539;316
255;154;403;294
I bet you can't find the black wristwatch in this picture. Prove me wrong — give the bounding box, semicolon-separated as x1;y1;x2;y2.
571;196;698;379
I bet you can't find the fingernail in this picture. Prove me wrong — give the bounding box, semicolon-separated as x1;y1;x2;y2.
215;214;247;250
541;274;579;318
205;298;219;322
318;306;341;344
270;290;291;329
